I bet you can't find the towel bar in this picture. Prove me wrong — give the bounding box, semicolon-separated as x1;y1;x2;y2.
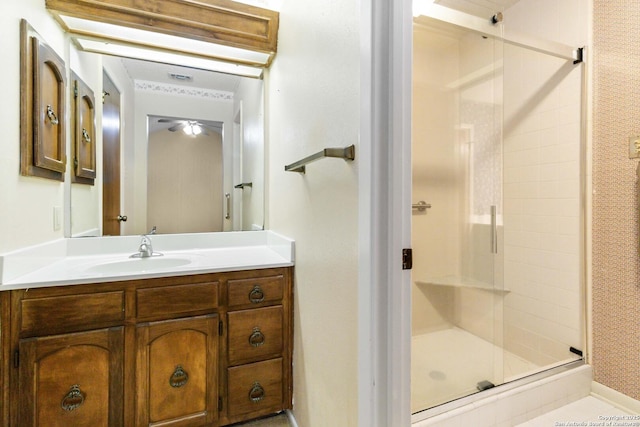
285;145;355;173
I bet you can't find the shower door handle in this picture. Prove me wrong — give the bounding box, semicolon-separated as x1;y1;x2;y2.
490;205;498;254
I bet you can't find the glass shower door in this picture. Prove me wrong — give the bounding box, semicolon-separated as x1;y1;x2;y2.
411;1;504;412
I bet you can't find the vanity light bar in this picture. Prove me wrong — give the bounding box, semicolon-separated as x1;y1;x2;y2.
74;38;264;79
58;14;270;71
59;15;271;64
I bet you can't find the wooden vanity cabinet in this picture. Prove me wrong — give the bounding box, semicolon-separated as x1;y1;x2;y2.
18;327;124;427
219;272;293;425
136;315;218;427
2;267;293;427
10;288;126;427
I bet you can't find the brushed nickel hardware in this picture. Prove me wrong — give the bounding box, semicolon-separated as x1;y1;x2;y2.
234;182;253;189
285;144;355;173
82;128;91;143
130;234;161;258
116;215;128;222
225;193;231;220
169;365;189;388
249;382;265;402
249;327;265;347
249;285;265;303
46;105;59;125
490;205;498;254
61;384;85;411
412;201;432;212
491;12;503;24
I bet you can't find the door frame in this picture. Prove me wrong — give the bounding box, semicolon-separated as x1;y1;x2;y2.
358;0;413;425
102;70;122;236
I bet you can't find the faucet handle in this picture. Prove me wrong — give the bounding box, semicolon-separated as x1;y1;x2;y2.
138;234;154;258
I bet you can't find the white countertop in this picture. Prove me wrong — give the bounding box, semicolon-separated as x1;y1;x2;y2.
0;231;294;290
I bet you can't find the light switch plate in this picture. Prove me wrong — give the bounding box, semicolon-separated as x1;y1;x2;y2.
629;136;640;159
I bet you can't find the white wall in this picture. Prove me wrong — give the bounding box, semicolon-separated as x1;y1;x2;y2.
234;78;265;231
0;1;68;253
147;129;223;233
265;0;360;425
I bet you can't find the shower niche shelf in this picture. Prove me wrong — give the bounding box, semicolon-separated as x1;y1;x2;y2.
416;277;510;293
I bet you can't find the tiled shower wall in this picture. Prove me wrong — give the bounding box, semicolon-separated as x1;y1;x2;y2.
501;43;583;366
501;0;588;368
592;1;640;400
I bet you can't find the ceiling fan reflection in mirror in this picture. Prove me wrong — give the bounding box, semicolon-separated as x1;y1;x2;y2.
156;118;223;136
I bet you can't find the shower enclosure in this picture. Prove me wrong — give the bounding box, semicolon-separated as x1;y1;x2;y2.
411;0;585;415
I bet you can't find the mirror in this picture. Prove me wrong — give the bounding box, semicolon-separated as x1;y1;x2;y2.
69;52;265;237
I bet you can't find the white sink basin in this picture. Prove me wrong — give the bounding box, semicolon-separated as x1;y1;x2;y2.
83;256;194;274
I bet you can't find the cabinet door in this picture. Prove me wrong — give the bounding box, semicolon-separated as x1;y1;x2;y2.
136;315;218;427
17;327;124;427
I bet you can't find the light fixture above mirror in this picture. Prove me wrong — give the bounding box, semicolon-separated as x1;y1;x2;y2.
45;0;279;78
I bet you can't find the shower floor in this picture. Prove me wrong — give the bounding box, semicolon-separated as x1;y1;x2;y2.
411;327;539;413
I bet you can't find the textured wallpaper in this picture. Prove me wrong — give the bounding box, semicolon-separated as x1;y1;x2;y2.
592;1;640;400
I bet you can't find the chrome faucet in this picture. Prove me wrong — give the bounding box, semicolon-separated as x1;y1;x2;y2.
137;235;154;258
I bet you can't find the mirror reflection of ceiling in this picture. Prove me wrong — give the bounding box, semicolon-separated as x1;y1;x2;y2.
148;115;224;135
431;0;519;17
120;57;243;92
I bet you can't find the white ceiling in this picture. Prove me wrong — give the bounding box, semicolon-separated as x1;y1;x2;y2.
118;57;241;134
120;57;243;93
434;0;520;18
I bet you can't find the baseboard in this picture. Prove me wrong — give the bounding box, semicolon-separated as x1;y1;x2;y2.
285;409;299;427
591;382;640;414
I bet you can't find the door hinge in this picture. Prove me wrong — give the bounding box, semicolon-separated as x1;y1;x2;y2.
218;320;224;336
218;396;223;411
402;248;413;270
13;350;19;368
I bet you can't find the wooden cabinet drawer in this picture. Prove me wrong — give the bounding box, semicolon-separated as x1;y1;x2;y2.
227;358;283;418
20;291;124;337
227;275;284;307
136;281;219;320
227;306;283;366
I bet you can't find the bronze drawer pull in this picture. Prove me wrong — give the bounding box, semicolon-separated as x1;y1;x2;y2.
61;384;85;412
46;105;59;125
82;128;91;143
249;327;265;347
169;365;189;388
249;382;265;402
248;285;265;303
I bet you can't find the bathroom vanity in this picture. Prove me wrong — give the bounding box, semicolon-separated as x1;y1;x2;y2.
0;231;294;427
